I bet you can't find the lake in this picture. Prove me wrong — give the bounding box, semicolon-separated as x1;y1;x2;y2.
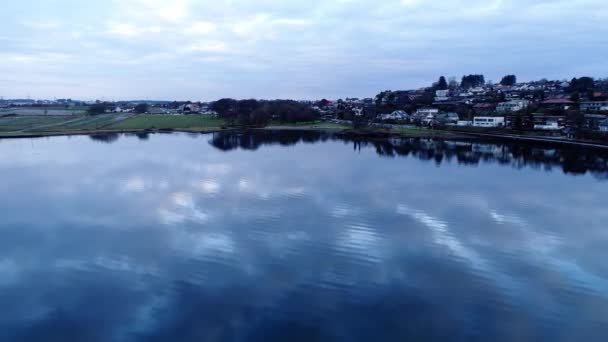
0;131;607;341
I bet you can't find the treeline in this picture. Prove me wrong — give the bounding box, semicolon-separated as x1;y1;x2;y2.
211;99;319;126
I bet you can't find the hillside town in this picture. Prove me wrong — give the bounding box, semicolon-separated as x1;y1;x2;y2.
316;75;608;135
2;75;608;139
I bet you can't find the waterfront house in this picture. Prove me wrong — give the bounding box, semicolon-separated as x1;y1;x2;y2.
473;116;505;128
532;115;565;130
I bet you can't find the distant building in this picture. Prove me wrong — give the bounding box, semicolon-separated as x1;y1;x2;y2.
473;103;497;114
599;120;608;132
377;110;409;121
532;115;565;131
148;107;168;114
496;100;530;113
415;108;439;116
434;90;450;102
457;120;473;126
473;116;505;128
580;101;608;112
435;112;459;124
541;98;574;110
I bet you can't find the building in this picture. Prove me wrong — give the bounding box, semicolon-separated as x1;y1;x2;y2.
541;98;574;110
580;101;608;112
496;100;530;113
377;110;409;121
415;108;439;116
434;90;450;102
532;115;565;130
473;103;497;114
434;112;459;124
599;120;608;132
473;116;505;128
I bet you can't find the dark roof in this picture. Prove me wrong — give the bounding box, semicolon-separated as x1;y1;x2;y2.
541;98;574;104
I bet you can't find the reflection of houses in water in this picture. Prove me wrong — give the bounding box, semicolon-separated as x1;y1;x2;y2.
471;143;505;155
206;131;608;178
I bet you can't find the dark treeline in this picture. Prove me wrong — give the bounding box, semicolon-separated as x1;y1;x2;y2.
211;99;319;126
460;74;486;89
207;131;608;178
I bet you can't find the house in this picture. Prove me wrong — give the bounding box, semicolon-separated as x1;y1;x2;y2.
473;116;505;128
599;120;608;132
532;115;565;131
457;120;473;126
496;100;530;113
473;103;497;114
584;114;608;129
541;98;574;110
435;90;450;102
580;101;608;112
377;110;409;121
415;108;439;116
435;112;459;124
412;108;439;122
148;107;168;114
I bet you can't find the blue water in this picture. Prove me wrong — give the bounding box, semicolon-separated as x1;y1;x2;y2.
0;131;607;341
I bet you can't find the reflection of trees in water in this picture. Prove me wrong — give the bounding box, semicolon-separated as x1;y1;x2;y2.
89;133;120;144
208;131;334;151
208;131;608;178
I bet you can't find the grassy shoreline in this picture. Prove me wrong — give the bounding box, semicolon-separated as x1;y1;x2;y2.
1;114;608;149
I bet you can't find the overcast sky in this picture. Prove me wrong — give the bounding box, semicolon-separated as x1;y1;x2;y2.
1;0;607;101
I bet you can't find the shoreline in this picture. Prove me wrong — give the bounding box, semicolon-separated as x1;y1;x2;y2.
1;125;608;150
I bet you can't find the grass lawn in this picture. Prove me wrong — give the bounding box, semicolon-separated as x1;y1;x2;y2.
108;115;224;130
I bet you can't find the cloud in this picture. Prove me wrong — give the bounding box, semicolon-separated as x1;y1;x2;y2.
0;0;607;99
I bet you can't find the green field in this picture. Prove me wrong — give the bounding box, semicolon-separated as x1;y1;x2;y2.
108;115;224;130
0;116;71;132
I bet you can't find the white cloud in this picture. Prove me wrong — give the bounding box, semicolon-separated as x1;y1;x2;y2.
1;0;607;99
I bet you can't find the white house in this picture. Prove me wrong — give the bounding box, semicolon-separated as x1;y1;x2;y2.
473;117;505;128
378;110;409;121
434;90;450;102
415;108;439;116
497;100;530;113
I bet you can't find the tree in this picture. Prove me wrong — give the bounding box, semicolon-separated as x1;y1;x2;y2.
437;76;448;90
461;74;485;89
236;99;259;126
212;98;238;125
500;75;517;86
513;113;524;130
134;103;149;114
570;91;581;104
87;103;107;115
448;77;459;90
570;77;595;93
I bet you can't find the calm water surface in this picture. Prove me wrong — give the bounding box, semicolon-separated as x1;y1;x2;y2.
0;131;607;341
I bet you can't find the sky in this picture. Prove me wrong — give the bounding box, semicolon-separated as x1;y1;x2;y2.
0;0;607;101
